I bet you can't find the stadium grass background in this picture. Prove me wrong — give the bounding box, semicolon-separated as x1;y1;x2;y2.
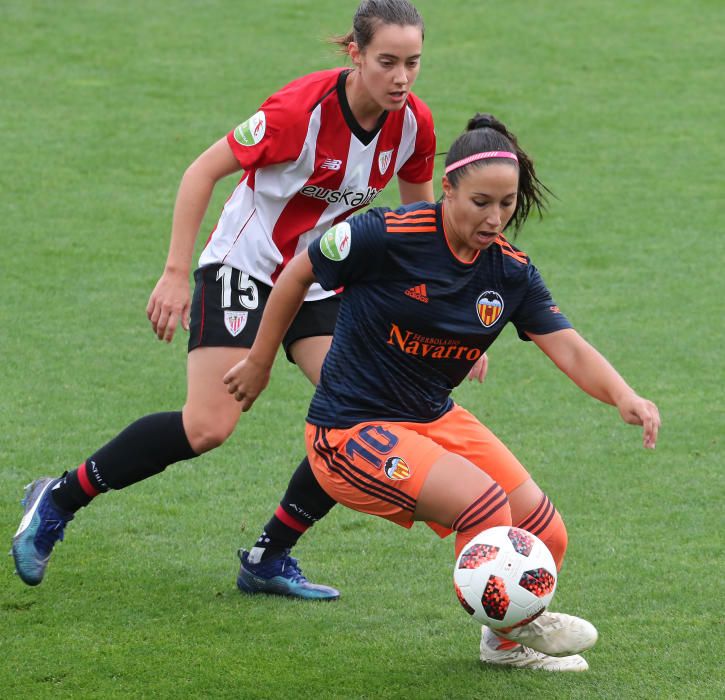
1;1;722;697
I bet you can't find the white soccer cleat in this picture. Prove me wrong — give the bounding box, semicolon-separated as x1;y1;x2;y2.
479;636;589;672
495;611;598;656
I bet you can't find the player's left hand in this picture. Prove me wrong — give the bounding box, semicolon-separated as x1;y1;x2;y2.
617;393;661;449
467;353;489;383
223;356;271;412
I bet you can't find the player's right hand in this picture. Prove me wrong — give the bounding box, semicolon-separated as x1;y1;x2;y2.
223;356;271;412
146;269;191;343
616;393;661;450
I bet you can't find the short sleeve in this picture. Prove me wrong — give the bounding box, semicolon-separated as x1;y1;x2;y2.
225;71;344;171
511;265;573;340
225;90;312;171
308;209;388;291
396;97;436;184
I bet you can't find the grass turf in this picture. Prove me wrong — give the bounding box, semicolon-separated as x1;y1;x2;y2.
1;1;723;697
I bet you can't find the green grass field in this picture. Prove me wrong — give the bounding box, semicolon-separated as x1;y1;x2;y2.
1;1;723;697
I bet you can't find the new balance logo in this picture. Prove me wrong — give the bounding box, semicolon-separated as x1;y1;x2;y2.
321;158;343;171
404;284;429;303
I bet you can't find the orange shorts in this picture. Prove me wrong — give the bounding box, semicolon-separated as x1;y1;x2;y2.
305;404;530;536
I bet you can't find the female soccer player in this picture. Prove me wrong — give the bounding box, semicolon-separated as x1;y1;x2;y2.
223;113;661;670
13;0;453;597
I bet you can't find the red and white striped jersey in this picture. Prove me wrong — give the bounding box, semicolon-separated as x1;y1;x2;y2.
198;68;436;301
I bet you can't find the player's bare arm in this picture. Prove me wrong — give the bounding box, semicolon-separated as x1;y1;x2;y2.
529;328;661;448
147;138;241;343
223;251;317;411
397;176;434;204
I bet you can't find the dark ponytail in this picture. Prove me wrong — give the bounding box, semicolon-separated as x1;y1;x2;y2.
445;113;552;232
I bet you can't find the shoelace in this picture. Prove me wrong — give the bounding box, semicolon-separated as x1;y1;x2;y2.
35;516;67;555
281;556;308;584
33;492;71;555
493;644;545;663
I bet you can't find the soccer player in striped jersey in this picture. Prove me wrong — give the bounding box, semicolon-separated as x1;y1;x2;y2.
224;114;661;670
13;1;470;598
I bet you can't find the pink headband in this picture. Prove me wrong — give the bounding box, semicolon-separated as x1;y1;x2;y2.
444;151;518;175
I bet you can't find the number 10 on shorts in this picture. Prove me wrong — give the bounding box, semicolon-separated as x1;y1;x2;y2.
345;425;399;468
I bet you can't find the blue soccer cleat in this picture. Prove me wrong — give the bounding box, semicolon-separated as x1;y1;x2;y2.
236;549;340;600
12;477;74;586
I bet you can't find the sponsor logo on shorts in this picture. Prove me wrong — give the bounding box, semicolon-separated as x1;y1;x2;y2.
476;291;504;328
224;310;248;337
378;148;394;175
384;456;411;481
319;222;351;261
233;111;266;146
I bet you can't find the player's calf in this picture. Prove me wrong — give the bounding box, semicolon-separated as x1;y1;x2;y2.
516;493;568;570
453;482;511;557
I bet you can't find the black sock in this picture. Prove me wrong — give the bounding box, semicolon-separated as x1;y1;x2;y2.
248;456;336;562
51;412;197;512
50;468;103;513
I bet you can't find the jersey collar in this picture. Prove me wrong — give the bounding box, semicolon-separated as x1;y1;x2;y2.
439;202;481;266
337;69;389;146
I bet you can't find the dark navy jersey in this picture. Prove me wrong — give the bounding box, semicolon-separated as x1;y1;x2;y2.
306;201;572;427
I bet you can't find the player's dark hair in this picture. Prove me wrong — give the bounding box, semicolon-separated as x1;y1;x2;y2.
331;0;424;52
445;114;552;232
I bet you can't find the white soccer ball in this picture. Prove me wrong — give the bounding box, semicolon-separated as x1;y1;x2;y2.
453;526;557;630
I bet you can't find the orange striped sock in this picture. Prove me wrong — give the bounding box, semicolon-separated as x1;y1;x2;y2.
517;494;568;570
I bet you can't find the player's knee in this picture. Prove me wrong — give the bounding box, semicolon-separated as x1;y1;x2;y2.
184;417;235;454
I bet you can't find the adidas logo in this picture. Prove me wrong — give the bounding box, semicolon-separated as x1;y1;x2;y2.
404;284;429;303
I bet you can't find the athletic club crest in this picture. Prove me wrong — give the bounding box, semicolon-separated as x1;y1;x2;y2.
224;310;248;337
378;149;394;175
476;291;504;328
384;456;411;481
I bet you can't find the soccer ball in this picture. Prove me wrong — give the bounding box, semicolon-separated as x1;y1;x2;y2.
453;526;557;630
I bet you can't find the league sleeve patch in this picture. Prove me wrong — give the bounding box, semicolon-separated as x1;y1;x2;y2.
319;222;352;261
233;110;266;146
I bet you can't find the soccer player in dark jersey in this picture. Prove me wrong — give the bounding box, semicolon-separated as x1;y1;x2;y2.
13;1;491;599
223;113;661;671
